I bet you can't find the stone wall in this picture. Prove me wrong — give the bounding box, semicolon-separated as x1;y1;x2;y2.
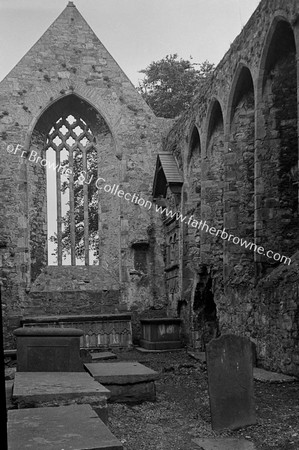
0;2;166;346
161;0;299;375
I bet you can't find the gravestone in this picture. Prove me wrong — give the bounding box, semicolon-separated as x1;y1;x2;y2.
14;327;83;372
206;334;256;430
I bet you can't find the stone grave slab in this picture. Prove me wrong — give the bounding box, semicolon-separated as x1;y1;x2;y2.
253;367;298;383
13;371;110;423
136;346;185;353
85;361;159;403
14;327;83;372
91;351;117;361
8;404;123;450
192;438;256;450
206;334;256;431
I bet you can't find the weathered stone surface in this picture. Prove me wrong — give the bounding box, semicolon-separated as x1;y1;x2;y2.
136;346;184;353
91;352;117;361
5;380;14;409
188;351;206;362
14;327;83;372
85;362;159;384
85;361;159;403
101;380;156;403
13;372;110;423
157;0;299;378
1;0;299;382
21;314;133;349
253;367;298;383
8;404;123;449
5;367;16;380
192;438;256;450
1;1;166;349
140;318;183;350
206;334;256;430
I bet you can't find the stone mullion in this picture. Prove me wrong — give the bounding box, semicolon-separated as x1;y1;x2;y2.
82;147;89;265
56;149;63;265
69;146;76;266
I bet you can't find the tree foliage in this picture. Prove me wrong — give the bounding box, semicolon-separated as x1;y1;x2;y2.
138;54;214;118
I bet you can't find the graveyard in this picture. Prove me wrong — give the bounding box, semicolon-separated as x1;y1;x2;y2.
5;344;299;450
1;0;299;447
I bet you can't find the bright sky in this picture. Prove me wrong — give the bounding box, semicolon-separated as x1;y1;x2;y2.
0;0;261;86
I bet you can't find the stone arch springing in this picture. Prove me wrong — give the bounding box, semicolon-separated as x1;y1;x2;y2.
257;18;298;271
29;94;114;275
225;65;255;280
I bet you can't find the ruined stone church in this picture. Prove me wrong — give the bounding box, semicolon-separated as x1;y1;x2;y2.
1;0;298;376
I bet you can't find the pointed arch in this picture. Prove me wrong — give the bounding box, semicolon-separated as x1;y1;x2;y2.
185;125;202;274
29;94;116;276
201;98;224;273
187;125;202;204
227;64;255;132
188;125;201;163
225;65;255;279
259;17;297;92
206;99;224;149
256;17;298;272
27;92;118;155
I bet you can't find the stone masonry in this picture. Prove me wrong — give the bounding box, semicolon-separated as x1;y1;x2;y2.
0;0;298;377
0;2;168;346
156;0;299;376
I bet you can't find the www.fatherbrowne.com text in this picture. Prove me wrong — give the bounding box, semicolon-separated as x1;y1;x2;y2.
8;144;292;266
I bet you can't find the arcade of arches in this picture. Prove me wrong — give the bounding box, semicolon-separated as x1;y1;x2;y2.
0;0;298;376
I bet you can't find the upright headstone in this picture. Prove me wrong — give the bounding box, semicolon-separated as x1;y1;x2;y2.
206;334;256;430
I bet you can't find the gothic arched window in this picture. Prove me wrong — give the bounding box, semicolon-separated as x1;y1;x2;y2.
45;112;98;265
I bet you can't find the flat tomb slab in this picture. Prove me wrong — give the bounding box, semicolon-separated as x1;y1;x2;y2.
85;362;159;403
8;404;123;450
13;372;110;423
253;367;298;383
136;346;185;353
192;438;256;450
85;362;159;384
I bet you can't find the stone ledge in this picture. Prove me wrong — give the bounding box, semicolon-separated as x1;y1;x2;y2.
253;367;298;383
21;313;132;324
14;326;83;336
